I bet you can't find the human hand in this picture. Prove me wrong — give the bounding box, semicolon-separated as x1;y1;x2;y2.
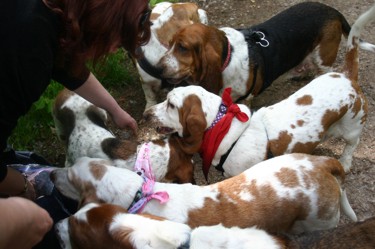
0;197;53;249
111;109;138;135
0;168;36;200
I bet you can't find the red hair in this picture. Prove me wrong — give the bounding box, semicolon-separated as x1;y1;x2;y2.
43;0;151;75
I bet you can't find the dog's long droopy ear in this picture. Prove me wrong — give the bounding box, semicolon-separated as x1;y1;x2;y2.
178;95;207;154
52;89;75;146
50;168;80;201
198;27;226;94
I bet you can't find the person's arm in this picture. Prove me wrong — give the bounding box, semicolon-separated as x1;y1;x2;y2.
0;197;53;249
73;72;138;134
0;167;35;200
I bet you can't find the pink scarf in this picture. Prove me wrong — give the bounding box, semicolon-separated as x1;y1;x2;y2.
128;143;169;214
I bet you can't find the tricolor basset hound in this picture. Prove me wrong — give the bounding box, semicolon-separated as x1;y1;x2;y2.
52;89;195;183
143;3;373;178
156;2;375;103
51;154;357;237
134;2;208;110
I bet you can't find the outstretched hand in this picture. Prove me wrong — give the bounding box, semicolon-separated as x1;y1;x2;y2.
111;109;138;135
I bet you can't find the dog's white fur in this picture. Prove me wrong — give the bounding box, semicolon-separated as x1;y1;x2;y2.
52;89;195;183
52;153;357;237
143;3;373;177
136;2;208;110
190;224;280;249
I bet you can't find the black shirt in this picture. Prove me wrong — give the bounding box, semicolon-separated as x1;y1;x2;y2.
0;0;89;180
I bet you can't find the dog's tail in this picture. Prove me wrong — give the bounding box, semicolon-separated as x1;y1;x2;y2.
343;4;375;82
341;8;375;53
322;157;357;222
340;189;358;222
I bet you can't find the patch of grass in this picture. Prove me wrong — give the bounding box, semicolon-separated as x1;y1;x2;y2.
7;81;63;150
89;48;135;88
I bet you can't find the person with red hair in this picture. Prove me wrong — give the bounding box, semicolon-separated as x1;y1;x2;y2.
0;0;151;248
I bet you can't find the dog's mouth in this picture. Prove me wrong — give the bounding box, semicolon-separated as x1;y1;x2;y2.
165;77;185;85
156;126;175;134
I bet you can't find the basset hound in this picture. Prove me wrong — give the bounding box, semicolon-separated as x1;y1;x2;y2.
52;89;195;184
156;2;375;103
55;201;373;249
51;153;357;237
55;202;192;249
57;202;268;249
143;3;373;178
134;2;208;110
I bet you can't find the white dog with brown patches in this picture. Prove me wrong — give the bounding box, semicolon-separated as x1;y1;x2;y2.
143;2;372;178
56;202;373;249
55;202;192;249
52;153;357;237
55;202;281;249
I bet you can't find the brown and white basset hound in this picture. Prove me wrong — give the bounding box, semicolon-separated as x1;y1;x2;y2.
52;88;195;184
156;2;375;103
134;2;208;110
143;3;373;178
51;154;357;238
57;202;273;249
55;201;374;249
55;202;192;249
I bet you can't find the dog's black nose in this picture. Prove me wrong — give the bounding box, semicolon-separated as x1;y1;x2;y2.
142;111;152;124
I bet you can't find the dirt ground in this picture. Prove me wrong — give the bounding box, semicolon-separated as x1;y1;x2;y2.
40;0;374;226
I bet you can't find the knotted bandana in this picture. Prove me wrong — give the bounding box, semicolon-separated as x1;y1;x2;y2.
200;88;249;180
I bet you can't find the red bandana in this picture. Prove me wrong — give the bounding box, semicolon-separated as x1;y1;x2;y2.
200;88;249;180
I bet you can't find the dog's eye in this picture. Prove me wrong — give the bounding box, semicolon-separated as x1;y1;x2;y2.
177;43;188;53
167;101;175;109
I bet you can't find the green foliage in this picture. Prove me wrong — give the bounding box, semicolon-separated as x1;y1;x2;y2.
149;0;177;8
8;82;63;150
88;49;134;88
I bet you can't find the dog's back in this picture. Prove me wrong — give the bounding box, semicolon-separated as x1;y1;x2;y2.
249;2;352;89
53;89;115;167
